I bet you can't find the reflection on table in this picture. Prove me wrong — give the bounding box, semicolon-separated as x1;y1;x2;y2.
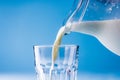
0;73;120;80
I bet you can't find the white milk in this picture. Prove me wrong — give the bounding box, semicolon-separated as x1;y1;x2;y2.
68;19;120;56
50;27;66;80
50;19;120;80
51;19;120;67
52;27;66;63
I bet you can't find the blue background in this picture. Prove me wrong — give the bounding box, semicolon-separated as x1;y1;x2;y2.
0;0;120;75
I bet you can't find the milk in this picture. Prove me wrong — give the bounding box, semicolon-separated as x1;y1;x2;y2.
50;27;66;80
52;20;120;63
52;27;66;63
67;19;120;56
50;19;120;80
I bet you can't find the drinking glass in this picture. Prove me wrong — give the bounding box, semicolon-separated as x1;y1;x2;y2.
33;45;79;80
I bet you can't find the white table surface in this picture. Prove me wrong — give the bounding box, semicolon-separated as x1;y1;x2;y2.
0;73;36;80
0;73;120;80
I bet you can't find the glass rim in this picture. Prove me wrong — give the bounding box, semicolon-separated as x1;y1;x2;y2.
33;45;79;48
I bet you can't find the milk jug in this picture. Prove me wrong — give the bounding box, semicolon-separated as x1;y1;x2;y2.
64;0;120;56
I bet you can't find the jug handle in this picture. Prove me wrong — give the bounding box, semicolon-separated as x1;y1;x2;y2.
63;0;89;25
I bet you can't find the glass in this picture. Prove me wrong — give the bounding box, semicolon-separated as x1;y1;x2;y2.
63;0;120;56
33;45;79;80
